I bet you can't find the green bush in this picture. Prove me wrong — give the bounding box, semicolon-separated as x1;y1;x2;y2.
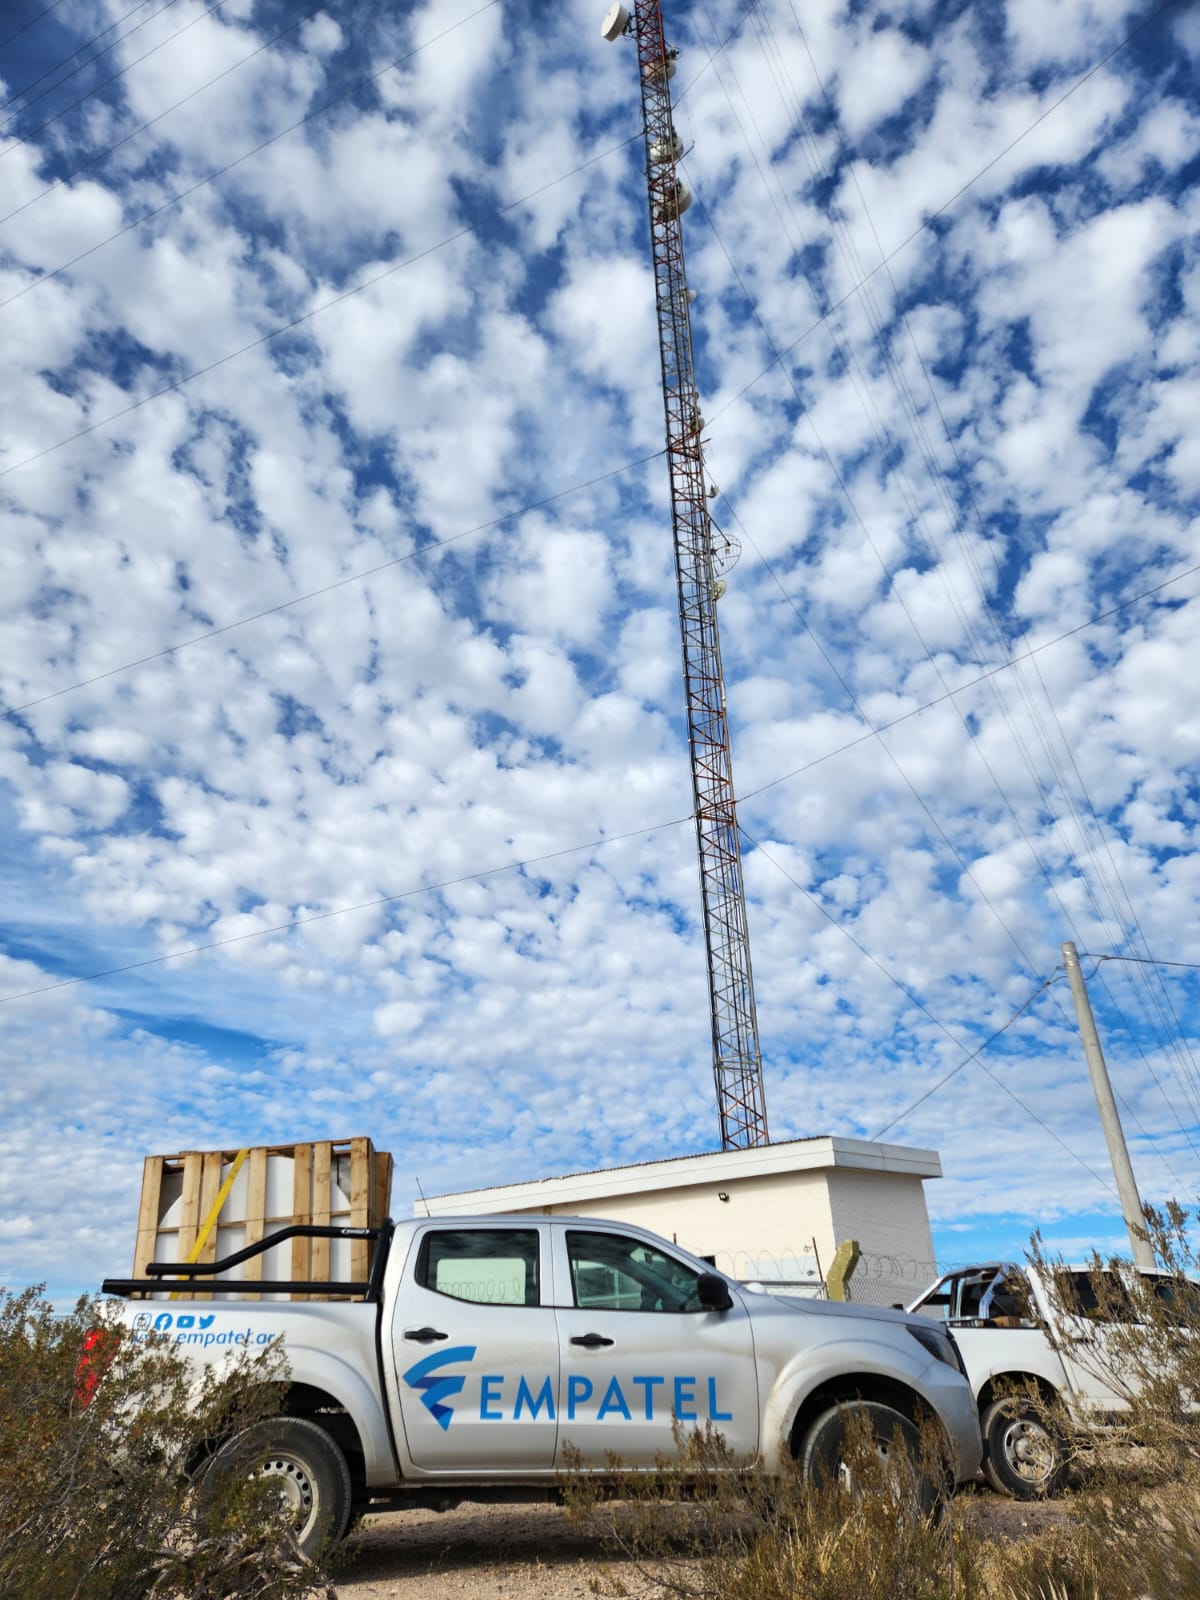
0;1285;334;1600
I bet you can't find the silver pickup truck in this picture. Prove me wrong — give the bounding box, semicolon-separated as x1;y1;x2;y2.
101;1214;982;1553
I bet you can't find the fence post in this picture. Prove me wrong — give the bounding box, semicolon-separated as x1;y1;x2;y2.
826;1239;861;1302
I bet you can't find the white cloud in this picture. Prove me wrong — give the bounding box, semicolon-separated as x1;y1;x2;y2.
0;0;1196;1301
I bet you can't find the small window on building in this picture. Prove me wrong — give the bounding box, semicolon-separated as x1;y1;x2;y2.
419;1228;540;1307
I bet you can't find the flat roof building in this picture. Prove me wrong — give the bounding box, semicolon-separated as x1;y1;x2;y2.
424;1136;941;1303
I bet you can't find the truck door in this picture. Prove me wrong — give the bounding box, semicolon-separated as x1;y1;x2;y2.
390;1223;560;1473
1045;1269;1132;1415
551;1226;759;1469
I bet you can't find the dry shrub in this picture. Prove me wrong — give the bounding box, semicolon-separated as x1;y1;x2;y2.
0;1285;335;1600
562;1413;986;1600
965;1457;1200;1600
1026;1201;1200;1476
563;1409;1200;1600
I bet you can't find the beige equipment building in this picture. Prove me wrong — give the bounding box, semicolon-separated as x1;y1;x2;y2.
424;1136;941;1305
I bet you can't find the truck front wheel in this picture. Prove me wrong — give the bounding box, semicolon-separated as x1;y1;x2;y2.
981;1397;1067;1499
207;1416;353;1558
797;1400;941;1519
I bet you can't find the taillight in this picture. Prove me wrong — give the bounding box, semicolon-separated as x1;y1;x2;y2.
75;1327;120;1408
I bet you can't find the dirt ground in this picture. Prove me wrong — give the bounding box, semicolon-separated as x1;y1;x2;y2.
331;1483;1074;1600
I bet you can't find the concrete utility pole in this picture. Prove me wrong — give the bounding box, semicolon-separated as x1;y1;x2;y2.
1061;941;1155;1269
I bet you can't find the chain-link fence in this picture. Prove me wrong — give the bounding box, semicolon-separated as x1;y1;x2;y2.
842;1249;940;1308
715;1241;947;1306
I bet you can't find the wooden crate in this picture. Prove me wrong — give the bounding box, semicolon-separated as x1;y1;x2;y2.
133;1138;393;1301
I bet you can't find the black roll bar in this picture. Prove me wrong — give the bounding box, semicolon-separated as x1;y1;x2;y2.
100;1219;395;1302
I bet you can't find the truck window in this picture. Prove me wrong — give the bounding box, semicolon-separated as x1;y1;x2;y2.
911;1283;952;1320
418;1228;541;1307
566;1230;704;1313
1061;1269;1135;1322
955;1272;998;1319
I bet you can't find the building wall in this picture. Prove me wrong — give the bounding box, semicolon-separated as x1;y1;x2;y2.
470;1167;936;1290
499;1170;831;1272
826;1168;938;1301
423;1138;942;1294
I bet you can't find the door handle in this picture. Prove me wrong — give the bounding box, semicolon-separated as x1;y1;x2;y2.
570;1332;614;1348
403;1326;449;1343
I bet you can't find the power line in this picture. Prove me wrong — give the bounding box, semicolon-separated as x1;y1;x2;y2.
1088;954;1200;972
1;0;1166;470
737;821;951;1034
8;509;1192;777
741;826;1116;1189
735;561;1200;805
0;0;71;54
1094;961;1200;1154
0;130;640;478
0;814;693;1004
7;449;664;714
712;0;1197;1126
685;17;1175;1012
0;0;180;124
706;0;1179;428
681;0;1179;1002
682;29;1076;986
0;0;323;221
870;973;1062;1139
0;0;500;272
718;505;1044;979
672;0;763;105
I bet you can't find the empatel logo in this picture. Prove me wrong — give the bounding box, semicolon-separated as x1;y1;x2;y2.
402;1345;477;1431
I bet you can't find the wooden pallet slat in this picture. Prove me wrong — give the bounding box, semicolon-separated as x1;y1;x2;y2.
290;1143;314;1300
374;1150;393;1228
177;1153;204;1267
349;1137;371;1280
132;1137;392;1302
196;1151;225;1265
133;1155;166;1278
310;1142;333;1285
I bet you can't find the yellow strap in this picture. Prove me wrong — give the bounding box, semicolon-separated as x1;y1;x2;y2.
169;1148;250;1300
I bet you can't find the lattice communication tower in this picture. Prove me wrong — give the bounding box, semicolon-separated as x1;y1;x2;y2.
602;0;769;1149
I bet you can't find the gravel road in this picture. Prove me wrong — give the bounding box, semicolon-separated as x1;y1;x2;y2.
330;1486;1069;1600
332;1501;657;1600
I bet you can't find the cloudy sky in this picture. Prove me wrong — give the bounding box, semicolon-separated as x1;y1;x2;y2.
1;0;1198;1302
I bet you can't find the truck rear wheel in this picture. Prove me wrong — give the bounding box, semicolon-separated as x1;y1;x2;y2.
797;1400;941;1519
981;1397;1067;1499
207;1416;352;1558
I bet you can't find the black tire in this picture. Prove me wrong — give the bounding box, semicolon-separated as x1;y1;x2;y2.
207;1416;352;1558
797;1399;942;1520
980;1397;1067;1500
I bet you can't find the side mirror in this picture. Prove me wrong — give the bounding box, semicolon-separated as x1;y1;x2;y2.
697;1272;733;1312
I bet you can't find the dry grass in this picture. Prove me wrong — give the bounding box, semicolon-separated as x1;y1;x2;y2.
562;1421;1200;1600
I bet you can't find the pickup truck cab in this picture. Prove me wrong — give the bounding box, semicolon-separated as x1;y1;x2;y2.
907;1260;1168;1498
102;1214;982;1553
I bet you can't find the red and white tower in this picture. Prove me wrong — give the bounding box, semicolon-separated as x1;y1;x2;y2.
603;1;770;1149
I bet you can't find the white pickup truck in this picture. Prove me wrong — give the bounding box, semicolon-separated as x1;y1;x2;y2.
100;1214;982;1553
906;1260;1161;1499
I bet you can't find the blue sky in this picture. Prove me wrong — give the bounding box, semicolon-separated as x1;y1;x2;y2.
1;0;1199;1301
